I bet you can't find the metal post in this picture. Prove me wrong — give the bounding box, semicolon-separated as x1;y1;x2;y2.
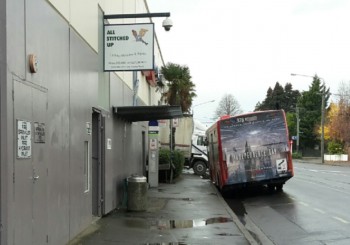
132;71;139;106
296;107;300;153
169;119;174;183
321;93;325;163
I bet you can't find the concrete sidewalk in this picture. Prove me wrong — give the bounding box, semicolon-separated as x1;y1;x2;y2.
296;157;350;166
69;171;257;245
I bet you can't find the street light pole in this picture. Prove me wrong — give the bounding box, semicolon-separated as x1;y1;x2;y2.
321;91;325;164
291;73;325;163
192;100;215;114
296;107;300;153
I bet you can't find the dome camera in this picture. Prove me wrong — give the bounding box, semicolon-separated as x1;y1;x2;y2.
162;17;173;31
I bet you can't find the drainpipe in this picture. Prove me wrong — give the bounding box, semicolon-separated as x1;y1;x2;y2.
133;71;139;106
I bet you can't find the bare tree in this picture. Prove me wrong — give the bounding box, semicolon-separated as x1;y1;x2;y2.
336;81;350;106
214;94;242;118
330;81;350;150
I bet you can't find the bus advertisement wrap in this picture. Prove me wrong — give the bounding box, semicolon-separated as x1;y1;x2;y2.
220;111;290;185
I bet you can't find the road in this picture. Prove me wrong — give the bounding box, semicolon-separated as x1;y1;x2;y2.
225;160;350;245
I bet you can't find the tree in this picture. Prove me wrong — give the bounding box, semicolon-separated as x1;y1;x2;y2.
214;94;242;118
160;63;197;154
297;75;330;150
284;83;301;113
324;82;350;154
286;112;297;140
255;82;300;113
323;102;338;141
161;63;196;113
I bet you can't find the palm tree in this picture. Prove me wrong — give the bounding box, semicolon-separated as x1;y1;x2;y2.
161;63;196;113
160;63;196;152
160;63;196;181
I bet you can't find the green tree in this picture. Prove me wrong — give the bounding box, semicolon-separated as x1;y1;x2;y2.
255;82;300;113
256;87;274;110
161;63;196;113
284;83;301;113
297;75;330;149
286;112;297;139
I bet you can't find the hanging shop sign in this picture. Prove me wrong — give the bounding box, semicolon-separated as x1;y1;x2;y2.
104;23;154;71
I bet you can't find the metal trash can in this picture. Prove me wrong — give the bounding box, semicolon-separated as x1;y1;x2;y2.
127;175;147;211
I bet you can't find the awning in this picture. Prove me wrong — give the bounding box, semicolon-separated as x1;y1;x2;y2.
113;105;183;122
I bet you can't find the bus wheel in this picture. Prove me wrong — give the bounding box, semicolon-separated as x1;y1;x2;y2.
267;184;275;192
276;183;283;192
221;186;231;198
193;161;207;176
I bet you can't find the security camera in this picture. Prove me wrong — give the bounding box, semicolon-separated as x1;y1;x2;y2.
162;17;173;31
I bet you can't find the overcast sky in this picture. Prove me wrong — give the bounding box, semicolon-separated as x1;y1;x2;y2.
147;0;350;126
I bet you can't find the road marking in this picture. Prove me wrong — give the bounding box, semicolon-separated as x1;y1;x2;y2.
313;208;326;214
299;202;309;207
309;169;319;172
332;216;349;224
295;178;350;196
294;167;350;176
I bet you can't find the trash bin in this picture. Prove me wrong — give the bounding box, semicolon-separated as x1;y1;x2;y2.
127;175;147;211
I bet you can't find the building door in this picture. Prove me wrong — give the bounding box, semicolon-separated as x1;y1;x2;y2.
13;80;48;244
92;109;105;216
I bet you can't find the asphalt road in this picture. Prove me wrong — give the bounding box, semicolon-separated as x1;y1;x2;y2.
225;160;350;245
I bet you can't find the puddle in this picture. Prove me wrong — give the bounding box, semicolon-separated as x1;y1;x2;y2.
125;217;233;230
143;243;187;245
154;217;233;230
217;232;241;236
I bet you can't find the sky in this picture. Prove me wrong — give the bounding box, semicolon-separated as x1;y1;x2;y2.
147;0;350;126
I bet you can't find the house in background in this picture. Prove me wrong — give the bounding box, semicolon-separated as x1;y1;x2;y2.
0;0;180;244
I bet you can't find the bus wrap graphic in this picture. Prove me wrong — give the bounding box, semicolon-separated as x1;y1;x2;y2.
220;111;290;185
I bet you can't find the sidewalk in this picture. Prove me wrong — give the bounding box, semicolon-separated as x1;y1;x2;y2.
69;170;257;245
296;157;350;167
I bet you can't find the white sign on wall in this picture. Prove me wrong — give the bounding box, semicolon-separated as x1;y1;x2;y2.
104;23;154;71
172;118;179;127
17;120;32;159
107;138;112;150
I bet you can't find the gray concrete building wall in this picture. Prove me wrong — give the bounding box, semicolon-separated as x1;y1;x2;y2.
1;0;154;244
0;0;7;244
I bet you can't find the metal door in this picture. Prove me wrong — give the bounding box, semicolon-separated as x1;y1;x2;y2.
13;80;48;244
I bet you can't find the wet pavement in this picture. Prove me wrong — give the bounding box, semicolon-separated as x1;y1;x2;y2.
69;171;257;245
225;160;350;245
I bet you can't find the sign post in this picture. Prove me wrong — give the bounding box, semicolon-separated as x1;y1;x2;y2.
148;120;159;187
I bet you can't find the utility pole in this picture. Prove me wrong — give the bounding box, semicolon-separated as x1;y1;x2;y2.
296;107;300;153
321;92;325;164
